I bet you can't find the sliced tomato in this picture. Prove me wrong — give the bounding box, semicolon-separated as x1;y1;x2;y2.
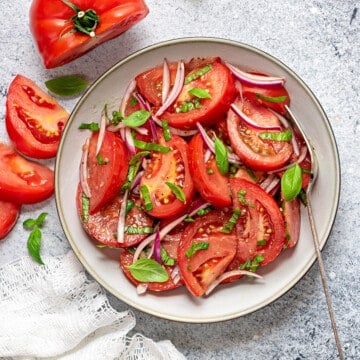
241;80;290;115
0;200;21;240
227;178;286;269
282;197;300;249
0;143;54;204
85;130;129;214
119;250;183;292
188;133;231;207
77;186;153;248
5;75;69;159
30;0;149;68
177;210;237;297
227;98;293;171
139;132;195;218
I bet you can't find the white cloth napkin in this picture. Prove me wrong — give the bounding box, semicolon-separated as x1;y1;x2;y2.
0;251;186;360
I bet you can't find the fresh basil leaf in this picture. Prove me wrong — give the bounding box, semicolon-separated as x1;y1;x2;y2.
281;163;302;201
255;93;287;103
259;129;292;141
23;218;36;229
133;138;170;153
27;227;44;265
165;182;186;202
78;122;99;131
188;87;211;99
140;185;153;211
126;258;169;282
45;75;89;96
214;137;229;175
185;241;209;258
125;226;154;235
184;64;212;84
161;247;176;266
123;110;150;128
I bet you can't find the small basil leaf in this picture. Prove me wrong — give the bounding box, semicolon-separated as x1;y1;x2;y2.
188;87;211;99
165;182;186;203
133;138;170;153
27;227;44;265
281;163;302;201
259;129;292;141
255;93;287;103
123;110;150;128
214;137;229;175
45;75;89;96
35;212;48;227
23;218;36;229
126;258;169;282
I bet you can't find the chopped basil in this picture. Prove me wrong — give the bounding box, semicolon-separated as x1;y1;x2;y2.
121;151;150;192
259;129;292;141
239;255;264;272
45;75;89;96
160;247;176;266
257;239;267;246
221;208;241;233
130;96;138;107
176;99;202;113
165;182;186;203
78;122;99;131
110;111;123;126
255;93;287;103
184;64;212;84
81;192;90;223
140;185;153;211
125;226;154;235
237;189;253;207
299;189;308;206
125;199;135;214
281;163;302;201
133;138;170;153
23;212;48;265
197;207;212;216
96;153;109;165
161;119;171;141
126;258;169;282
123;110;150;128
214;137;229;175
185;241;209;258
188;87;211;99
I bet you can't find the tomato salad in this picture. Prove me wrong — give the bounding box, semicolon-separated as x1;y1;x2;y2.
76;57;311;297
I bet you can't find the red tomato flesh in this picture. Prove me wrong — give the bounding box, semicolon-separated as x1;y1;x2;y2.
0;200;21;240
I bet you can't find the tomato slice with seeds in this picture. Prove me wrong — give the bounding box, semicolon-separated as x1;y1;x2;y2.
76;186;153;248
188;133;231;207
0;142;54;204
139;132;195;218
227;98;293;171
177;210;237;297
227;178;286;270
86;130;129;214
6;75;69;159
0;200;21;240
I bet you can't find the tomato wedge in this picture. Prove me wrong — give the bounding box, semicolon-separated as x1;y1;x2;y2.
0;200;21;240
6;75;69;159
228;178;286;269
227;98;293;171
85;130;129;214
282;197;301;249
30;0;149;68
188;133;231;207
178;210;237;297
0;143;54;204
139;132;194;218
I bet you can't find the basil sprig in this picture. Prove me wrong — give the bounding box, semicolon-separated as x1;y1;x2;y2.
45;75;89;96
259;129;292;141
23;212;48;265
214;137;229;175
126;258;169;282
281;163;303;201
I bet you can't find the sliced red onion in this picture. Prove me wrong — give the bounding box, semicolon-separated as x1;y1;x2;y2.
136;283;148;295
196;122;242;165
204;148;212;163
152;113;198;137
171;265;181;285
120;79;136;116
130;170;144;194
268;145;308;174
162;58;170;104
124;127;136;155
107;122;126;132
225;62;285;87
230;103;282;131
260;174;276;190
264;177;280;194
155;61;185;117
95;110;107;156
134;92;158;141
153;228;161;263
116;189;129;243
80;137;91;198
204;269;263;296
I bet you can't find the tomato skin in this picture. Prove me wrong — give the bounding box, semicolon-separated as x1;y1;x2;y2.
227;99;293;171
0;201;21;240
282;197;300;249
228;178;286;268
6;75;69;159
30;0;149;68
177;210;237;297
0;143;54;204
188;133;231;207
86;130;129;214
140;132;195;218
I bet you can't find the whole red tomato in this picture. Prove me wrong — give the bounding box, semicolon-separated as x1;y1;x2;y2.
29;0;149;68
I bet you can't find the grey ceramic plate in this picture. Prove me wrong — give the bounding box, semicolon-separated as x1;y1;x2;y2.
55;37;340;323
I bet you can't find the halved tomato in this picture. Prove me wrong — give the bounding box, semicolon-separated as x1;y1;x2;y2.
0;143;54;204
139;132;194;218
85;130;129;214
0;200;21;240
227;98;293;171
6;75;69;159
227;178;286;269
188;133;231;207
177;210;237;297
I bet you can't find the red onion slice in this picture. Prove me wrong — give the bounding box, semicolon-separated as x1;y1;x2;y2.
116;189;129;243
226;62;285;87
136;283;148;295
153;228;161;263
124;127;136;155
95;110;107;156
205;269;263;296
80;137;91;198
268;145;308;174
162;58;170;104
155;61;185;117
120;79;136;116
